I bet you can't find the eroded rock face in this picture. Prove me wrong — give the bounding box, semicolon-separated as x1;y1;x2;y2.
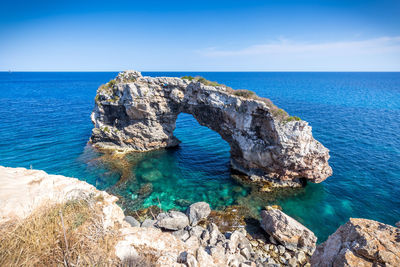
260;207;317;255
311;218;400;267
90;70;332;186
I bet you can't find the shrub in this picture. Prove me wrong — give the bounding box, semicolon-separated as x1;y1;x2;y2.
181;76;195;81
107;79;116;87
271;108;288;120
182;75;223;87
285;116;301;122
233;89;256;99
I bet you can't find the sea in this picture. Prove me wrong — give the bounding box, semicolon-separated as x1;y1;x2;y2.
0;71;399;242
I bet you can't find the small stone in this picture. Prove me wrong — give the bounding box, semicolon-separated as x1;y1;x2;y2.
250;240;258;247
257;238;265;245
288;257;297;266
269;236;277;244
296;251;306;263
172;229;190;241
283;252;291;259
189;225;206;238
124;215;140;227
141;218;156;228
200;229;210;242
279;256;287;264
278;245;285;255
240;247;251;260
186;202;211;226
156;210;189;230
396;221;400;228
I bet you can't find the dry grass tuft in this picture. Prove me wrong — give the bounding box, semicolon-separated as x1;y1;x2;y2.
0;196;120;266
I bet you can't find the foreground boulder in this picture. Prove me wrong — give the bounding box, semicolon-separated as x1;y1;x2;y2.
260;207;317;255
311;218;400;266
186;202;211;226
156;210;189;230
90;70;332;186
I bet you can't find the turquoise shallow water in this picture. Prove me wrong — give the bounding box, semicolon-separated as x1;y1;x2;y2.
0;72;399;242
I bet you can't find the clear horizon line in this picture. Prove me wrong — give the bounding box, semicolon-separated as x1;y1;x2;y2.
1;70;400;73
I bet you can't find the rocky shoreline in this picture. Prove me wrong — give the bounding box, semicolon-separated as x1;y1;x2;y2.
1;166;398;266
90;71;332;187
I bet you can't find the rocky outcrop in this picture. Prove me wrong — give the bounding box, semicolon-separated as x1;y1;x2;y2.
90;70;332;186
0;166;123;228
311;218;400;267
260;206;317;256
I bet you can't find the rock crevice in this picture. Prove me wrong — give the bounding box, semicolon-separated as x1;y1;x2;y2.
91;70;332;186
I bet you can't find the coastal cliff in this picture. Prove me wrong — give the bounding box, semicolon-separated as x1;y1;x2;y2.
90;71;332;186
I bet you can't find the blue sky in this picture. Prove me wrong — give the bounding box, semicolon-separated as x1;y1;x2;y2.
0;0;399;71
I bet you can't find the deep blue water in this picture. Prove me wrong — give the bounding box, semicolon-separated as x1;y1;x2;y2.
0;71;399;242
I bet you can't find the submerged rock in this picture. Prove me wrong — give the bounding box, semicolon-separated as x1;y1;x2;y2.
186;202;211;226
90;70;332;186
141;169;163;182
311;218;400;266
174;198;192;207
260;207;317;255
200;205;247;233
138;182;153;198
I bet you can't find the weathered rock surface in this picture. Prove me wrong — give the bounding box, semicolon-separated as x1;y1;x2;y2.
0;166;122;229
260;207;317;255
124;215;140;227
90;70;332;186
156;210;190;230
186;202;211;226
311;218;400;267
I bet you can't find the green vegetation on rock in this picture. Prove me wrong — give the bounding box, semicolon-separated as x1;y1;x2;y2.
182;75;301;122
182;76;224;87
232;89;256;98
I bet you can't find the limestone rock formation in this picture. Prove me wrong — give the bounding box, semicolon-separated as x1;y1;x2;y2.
260;206;317;255
90;70;332;186
311;218;400;267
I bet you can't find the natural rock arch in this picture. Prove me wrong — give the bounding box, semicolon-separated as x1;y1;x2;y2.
90;71;332;187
